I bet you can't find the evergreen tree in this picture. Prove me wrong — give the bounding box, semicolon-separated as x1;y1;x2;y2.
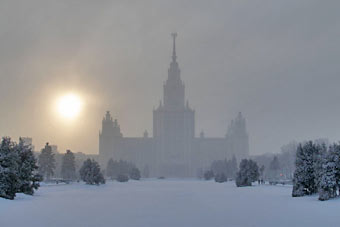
313;143;326;192
38;143;56;181
16;138;41;195
0;137;20;199
292;141;319;197
331;143;340;190
0;137;41;199
79;159;105;185
318;147;337;201
235;159;259;187
61;150;76;181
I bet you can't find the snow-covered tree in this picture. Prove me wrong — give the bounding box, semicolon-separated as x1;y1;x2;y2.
16;138;41;195
79;159;105;185
235;159;259;187
318;147;337;201
292;141;321;197
331;143;340;188
0;137;20;199
0;137;41;199
38;143;56;181
61;150;76;181
313;143;326;192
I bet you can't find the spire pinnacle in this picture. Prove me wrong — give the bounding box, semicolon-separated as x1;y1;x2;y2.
171;32;177;62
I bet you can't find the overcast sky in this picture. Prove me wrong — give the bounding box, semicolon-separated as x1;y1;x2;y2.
0;0;340;155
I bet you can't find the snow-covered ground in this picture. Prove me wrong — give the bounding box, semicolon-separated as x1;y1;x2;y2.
0;179;338;227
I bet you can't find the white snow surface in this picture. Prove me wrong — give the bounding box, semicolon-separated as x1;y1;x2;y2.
0;179;338;227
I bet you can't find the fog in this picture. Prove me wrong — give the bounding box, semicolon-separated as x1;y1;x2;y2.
1;0;340;155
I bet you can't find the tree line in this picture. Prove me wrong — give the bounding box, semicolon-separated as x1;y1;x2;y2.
203;155;261;186
38;143;105;185
38;144;142;184
203;155;238;182
106;159;141;181
251;141;298;181
292;141;340;201
0;138;108;200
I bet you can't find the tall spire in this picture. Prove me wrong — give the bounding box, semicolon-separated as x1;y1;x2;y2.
171;32;177;62
163;32;184;109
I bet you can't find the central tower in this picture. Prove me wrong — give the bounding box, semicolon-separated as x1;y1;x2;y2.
153;33;195;177
163;33;185;109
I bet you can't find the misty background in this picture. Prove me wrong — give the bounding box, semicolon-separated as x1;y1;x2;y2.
0;0;340;155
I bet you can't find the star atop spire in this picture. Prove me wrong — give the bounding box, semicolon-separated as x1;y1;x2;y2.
171;32;177;62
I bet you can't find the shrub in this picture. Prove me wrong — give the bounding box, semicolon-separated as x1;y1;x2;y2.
129;167;141;180
117;174;129;182
215;173;227;183
79;159;105;185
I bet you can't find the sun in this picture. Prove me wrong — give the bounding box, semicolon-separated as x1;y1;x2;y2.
57;93;83;119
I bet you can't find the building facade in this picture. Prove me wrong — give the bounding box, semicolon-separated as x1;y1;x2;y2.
99;34;249;177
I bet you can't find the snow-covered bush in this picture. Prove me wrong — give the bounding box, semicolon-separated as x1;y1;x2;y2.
210;155;238;180
106;159;139;180
79;159;105;185
214;173;227;183
235;159;259;187
117;174;129;182
129;167;141;180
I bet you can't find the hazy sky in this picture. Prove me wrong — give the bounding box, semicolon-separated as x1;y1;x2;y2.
1;0;340;155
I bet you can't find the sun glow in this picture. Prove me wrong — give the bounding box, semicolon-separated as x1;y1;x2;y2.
57;93;83;119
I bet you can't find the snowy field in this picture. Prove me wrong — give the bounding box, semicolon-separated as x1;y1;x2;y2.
0;179;338;227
